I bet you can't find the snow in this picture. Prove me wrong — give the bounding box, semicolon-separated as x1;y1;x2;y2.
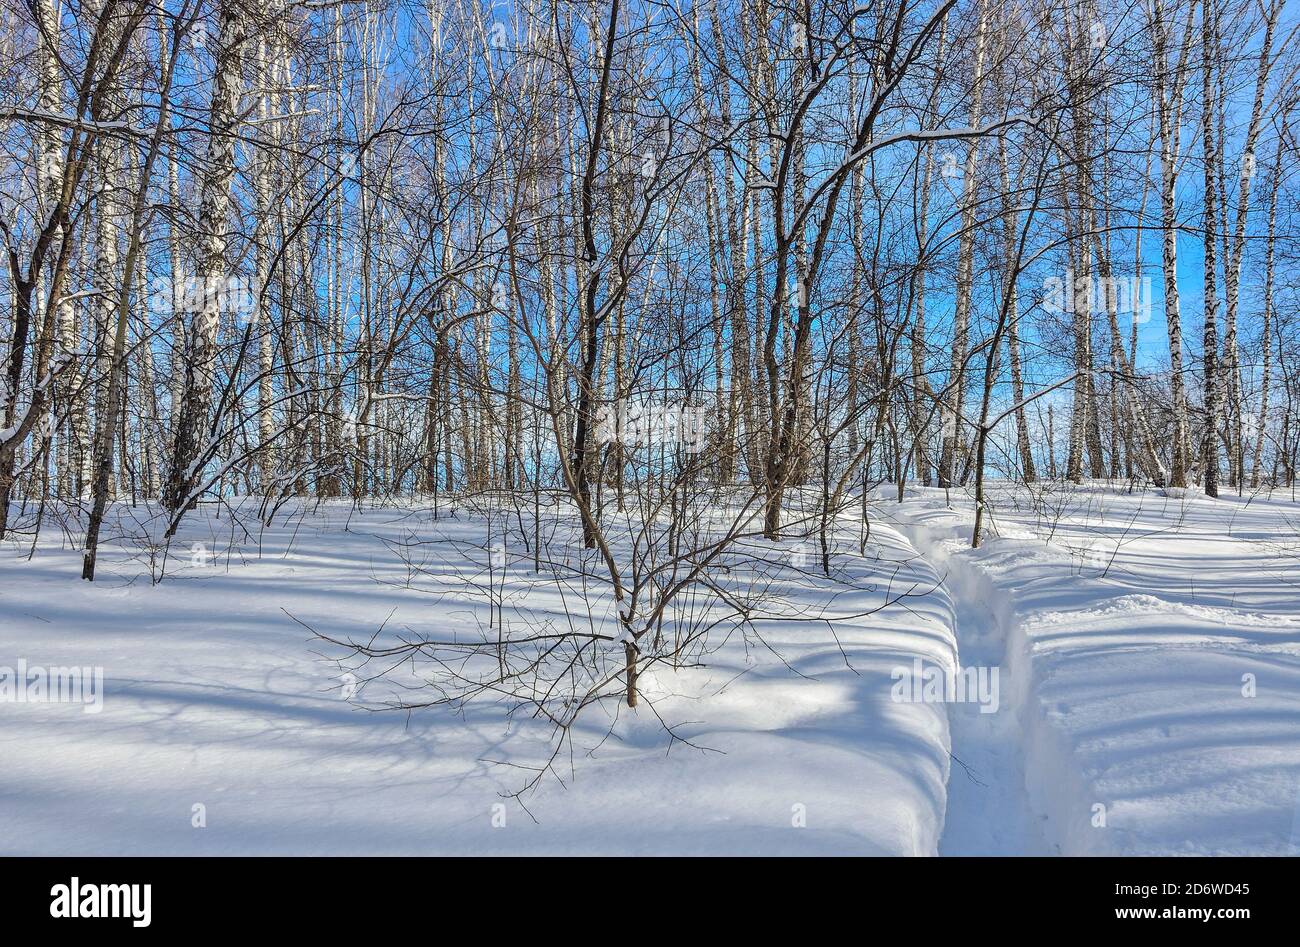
889;483;1300;856
4;481;1298;855
0;497;956;855
889;503;1050;855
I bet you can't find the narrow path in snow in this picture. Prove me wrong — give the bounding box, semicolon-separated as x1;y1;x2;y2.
933;561;1049;855
890;507;1051;856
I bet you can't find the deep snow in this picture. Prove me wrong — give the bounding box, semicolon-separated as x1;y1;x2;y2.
0;495;956;855
890;483;1300;856
2;482;1298;855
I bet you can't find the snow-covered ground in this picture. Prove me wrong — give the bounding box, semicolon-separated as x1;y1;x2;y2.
3;482;1298;855
888;483;1300;856
0;496;957;855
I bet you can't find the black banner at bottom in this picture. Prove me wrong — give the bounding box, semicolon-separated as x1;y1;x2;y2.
0;856;1287;934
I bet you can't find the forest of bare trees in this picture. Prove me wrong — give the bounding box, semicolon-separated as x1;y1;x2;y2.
2;0;1299;690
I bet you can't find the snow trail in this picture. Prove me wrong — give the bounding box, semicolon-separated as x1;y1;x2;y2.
889;505;1050;856
890;483;1300;856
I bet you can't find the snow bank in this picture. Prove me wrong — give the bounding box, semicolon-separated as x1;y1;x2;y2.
894;484;1300;856
0;499;957;855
